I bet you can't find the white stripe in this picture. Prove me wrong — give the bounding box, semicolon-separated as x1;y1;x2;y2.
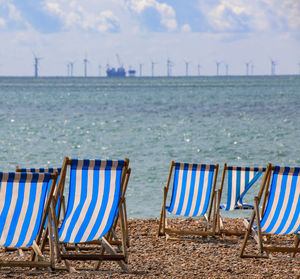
269;170;293;234
195;165;210;216
10;174;32;246
229;170;237;210
94;161;118;239
171;163;184;214
0;174;9;217
59;160;84;241
262;169;284;231
22;175;44;247
80;161;107;242
69;160;95;242
189;165;201;216
181;164;193;215
0;177;20;245
282;174;300;234
240;170;246;195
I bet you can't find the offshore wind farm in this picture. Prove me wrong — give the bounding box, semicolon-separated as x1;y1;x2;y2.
27;53;295;78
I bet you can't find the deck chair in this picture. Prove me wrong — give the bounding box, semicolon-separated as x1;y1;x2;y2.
15;167;65;221
240;163;300;258
215;164;266;235
52;157;130;272
0;172;58;270
158;161;219;240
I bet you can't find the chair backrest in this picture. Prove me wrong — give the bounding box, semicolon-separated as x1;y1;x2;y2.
167;162;218;217
16;167;61;186
0;172;52;248
222;166;265;211
16;167;62;220
260;166;300;235
58;159;128;243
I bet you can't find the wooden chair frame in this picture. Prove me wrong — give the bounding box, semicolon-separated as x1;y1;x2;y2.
215;163;266;236
0;172;58;271
158;161;219;240
52;157;130;272
240;163;300;258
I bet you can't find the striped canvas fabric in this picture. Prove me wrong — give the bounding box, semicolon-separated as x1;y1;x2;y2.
0;172;51;248
221;167;265;211
18;167;62;222
260;166;300;235
58;159;125;243
166;163;216;217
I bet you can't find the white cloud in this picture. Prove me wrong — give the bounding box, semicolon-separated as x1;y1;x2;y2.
44;1;120;32
0;17;5;27
181;24;191;32
126;0;178;31
197;0;300;33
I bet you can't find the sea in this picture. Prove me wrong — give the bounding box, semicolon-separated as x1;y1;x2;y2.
0;75;299;219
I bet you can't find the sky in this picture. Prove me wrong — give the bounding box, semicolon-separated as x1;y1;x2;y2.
0;0;300;76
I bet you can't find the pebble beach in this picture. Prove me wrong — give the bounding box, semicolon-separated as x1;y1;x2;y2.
0;218;299;278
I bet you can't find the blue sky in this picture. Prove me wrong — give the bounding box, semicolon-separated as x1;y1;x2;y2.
0;0;299;76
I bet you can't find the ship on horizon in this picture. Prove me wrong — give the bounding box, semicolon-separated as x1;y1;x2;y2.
106;66;126;77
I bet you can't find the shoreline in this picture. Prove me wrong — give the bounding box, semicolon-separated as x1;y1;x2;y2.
0;218;299;278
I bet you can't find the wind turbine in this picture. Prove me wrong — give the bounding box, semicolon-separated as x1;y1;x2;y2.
83;55;89;77
67;63;70;76
245;61;252;76
139;63;143;77
215;61;222;76
167;58;174;77
98;64;102;76
225;63;229;76
33;53;42;77
151;60;158;77
68;61;75;77
184;60;190;76
251;63;254;75
197;64;201;76
270;58;277;75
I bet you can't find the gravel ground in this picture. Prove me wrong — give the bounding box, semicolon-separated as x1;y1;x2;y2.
0;218;299;278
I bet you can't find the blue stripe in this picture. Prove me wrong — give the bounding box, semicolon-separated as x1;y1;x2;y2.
100;168;122;238
64;164;88;242
285;193;300;234
275;169;299;234
59;161;78;237
168;164;180;213
225;170;233;210
74;164;99;242
192;165;206;216
265;167;289;233
4;173;27;246
0;173;15;240
185;165;197;216
239;171;263;206
16;176;38;247
87;165;111;240
236;170;241;207
175;163;188;215
200;165;214;215
28;178;49;247
261;171;278;229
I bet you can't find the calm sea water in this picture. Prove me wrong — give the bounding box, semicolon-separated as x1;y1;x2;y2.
0;76;299;218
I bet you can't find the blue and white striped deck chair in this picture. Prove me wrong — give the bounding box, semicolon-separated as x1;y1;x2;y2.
0;172;58;269
241;163;300;258
16;167;64;223
53;157;130;272
215;164;266;235
158;161;219;239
